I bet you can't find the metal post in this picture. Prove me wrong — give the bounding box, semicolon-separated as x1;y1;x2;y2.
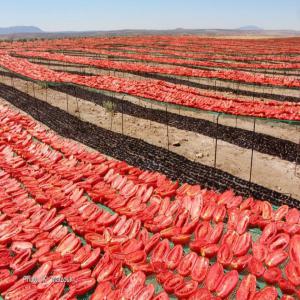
150;102;153;128
249;118;256;185
295;136;300;178
66;92;69;113
110;101;113;131
214;113;220;168
32;82;40;120
74;87;80;120
121;95;125;134
166;104;169;151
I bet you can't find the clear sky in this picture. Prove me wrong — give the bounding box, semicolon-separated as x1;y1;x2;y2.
1;0;300;32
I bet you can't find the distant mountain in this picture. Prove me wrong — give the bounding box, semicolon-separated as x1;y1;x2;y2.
0;26;299;40
238;25;263;31
0;26;43;35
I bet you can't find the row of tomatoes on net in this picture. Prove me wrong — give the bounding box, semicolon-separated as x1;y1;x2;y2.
0;104;300;299
1;53;299;121
13;50;300;88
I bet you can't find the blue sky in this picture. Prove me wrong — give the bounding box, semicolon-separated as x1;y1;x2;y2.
1;0;300;31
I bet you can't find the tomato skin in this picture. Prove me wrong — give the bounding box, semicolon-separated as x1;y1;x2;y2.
205;262;224;292
236;211;250;234
144;233;161;254
217;243;233;266
174;280;198;298
213;205;226;223
81;247;101;269
191;256;209;283
247;257;265;277
65;269;92;282
97;260;122;283
208;222;224;244
215;270;239;298
265;249;288;267
281;295;296;300
182;217;199;234
71;277;96;296
133;284;155;300
289;235;300;265
90;282;112;300
163;274;184;294
232;232;251;257
177;251;198;276
14;258;37;277
278;278;296;295
236;274;257;300
153;291;169;300
11;241;33;253
230;254;252;271
268;233;290;251
32;261;52;283
259;223;277;244
171;233;191;245
0;275;18;293
120;271;146;299
195;221;211;240
165;244;183;270
125;250;147;265
131;263;154;275
263;267;282;284
156;270;173;285
0;249;12;268
254;286;278;300
286;262;300;286
200;243;219;258
160;226;181;239
252;242;268;262
188;288;213;300
4;283;38;300
56;233;81;256
221;230;238;248
73;245;91;263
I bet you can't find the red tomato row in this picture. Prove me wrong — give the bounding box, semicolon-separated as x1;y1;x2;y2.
1;35;300;58
14;50;300;87
1;102;300;299
0;54;299;121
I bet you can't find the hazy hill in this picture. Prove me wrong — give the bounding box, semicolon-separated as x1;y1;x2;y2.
0;26;299;39
238;25;263;31
0;26;43;35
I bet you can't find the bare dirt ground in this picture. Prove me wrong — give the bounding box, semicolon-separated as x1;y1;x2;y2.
1;73;299;200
